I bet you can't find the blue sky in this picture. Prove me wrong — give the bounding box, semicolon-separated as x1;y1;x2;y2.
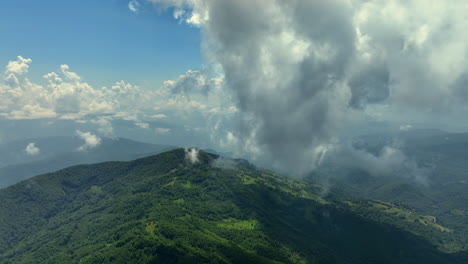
0;0;202;88
0;0;235;152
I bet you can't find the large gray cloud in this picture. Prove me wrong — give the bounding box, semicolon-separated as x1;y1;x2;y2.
148;0;468;175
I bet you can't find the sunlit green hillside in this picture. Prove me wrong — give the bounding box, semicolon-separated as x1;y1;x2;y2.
0;149;466;263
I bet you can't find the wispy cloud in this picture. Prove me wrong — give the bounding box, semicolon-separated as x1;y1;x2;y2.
136;121;150;129
91;117;114;137
128;0;141;13
155;127;170;134
185;147;199;164
400;125;413;131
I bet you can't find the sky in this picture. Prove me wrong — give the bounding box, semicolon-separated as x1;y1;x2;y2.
2;0;468;175
0;0;202;87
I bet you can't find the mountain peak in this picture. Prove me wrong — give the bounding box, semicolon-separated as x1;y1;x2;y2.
123;148;222;178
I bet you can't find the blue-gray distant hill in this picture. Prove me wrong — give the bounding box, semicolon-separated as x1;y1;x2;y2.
0;137;174;188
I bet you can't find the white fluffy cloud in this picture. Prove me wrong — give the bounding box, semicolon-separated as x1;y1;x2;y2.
6;56;32;75
0;57;221;121
76;130;102;151
0;57;236;146
25;143;40;156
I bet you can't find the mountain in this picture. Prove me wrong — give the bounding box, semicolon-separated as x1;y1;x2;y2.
1;149;467;263
308;129;468;248
0;137;174;189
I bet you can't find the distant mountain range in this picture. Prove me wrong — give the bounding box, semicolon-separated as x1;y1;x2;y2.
0;137;174;188
1;149;467;263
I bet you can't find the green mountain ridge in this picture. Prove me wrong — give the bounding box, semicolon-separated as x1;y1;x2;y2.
0;149;467;263
0;137;174;188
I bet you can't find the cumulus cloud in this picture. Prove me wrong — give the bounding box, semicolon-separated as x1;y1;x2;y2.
6;105;57;120
147;0;468;174
5;56;32;75
0;57;236;147
76;130;102;151
25;143;40;156
164;69;222;96
0;58;133;121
